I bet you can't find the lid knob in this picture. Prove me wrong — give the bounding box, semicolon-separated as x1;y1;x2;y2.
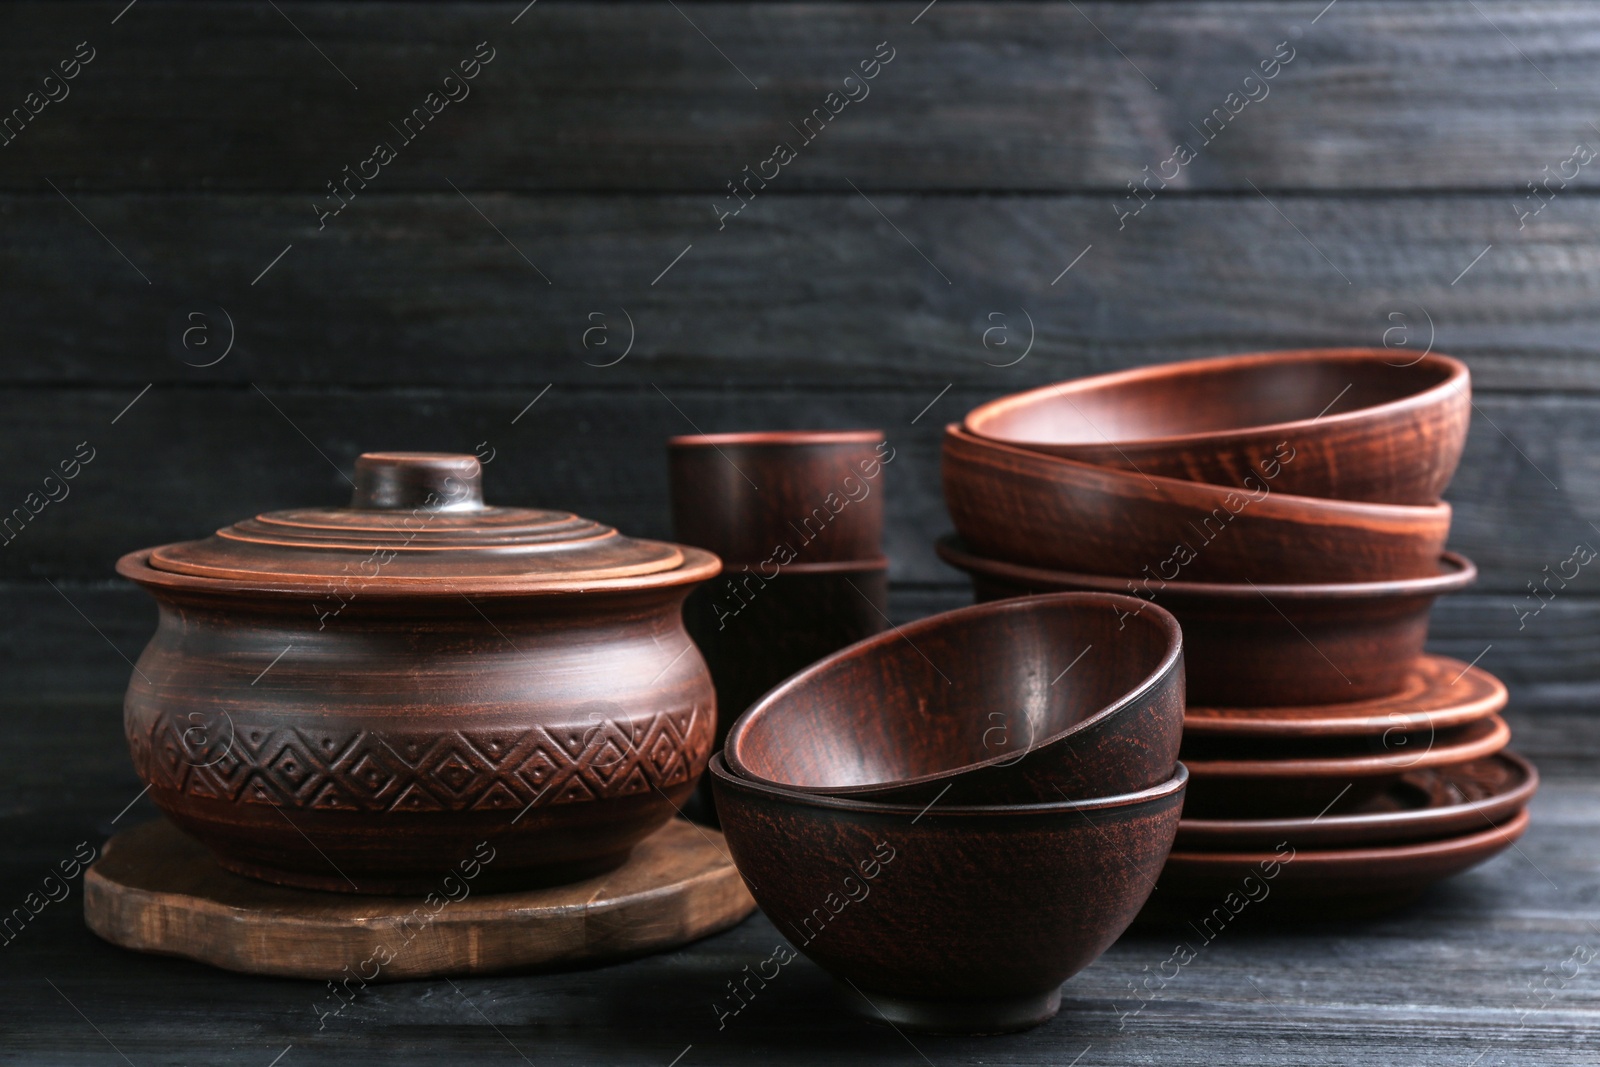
351;453;485;511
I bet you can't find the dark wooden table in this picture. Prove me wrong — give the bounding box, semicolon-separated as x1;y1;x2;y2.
3;699;1594;1066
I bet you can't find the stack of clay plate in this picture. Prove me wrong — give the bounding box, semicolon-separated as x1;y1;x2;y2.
938;349;1535;917
711;594;1190;1034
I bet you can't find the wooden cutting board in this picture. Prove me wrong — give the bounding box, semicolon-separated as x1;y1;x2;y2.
84;818;756;980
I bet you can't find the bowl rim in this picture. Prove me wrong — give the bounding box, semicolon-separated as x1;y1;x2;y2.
934;535;1478;601
667;429;885;448
963;348;1468;451
1176;750;1537;843
945;423;1453;525
722;591;1185;796
1181;715;1510;779
710;752;1188;816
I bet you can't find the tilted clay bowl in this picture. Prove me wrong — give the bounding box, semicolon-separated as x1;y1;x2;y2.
942;424;1452;583
668;430;890;565
710;754;1187;1034
936;537;1476;707
1179;715;1510;817
723;593;1185;804
1175;751;1537;850
116;452;721;893
964;349;1470;505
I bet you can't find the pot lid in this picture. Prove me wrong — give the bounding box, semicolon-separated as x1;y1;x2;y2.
140;452;688;588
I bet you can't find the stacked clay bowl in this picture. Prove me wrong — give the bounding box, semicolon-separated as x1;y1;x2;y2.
712;594;1190;1033
942;349;1534;916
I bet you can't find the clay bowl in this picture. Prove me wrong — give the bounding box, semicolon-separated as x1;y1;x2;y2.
681;558;890;822
943;425;1452;583
1184;654;1506;740
936;536;1477;706
963;349;1470;505
668;430;890;564
1175;751;1537;850
710;754;1187;1034
1179;715;1510;817
117;452;721;894
1145;808;1529;922
723;593;1185;804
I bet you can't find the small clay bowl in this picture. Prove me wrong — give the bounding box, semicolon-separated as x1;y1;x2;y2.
1184;654;1506;740
964;349;1470;505
1175;751;1537;850
935;536;1477;706
1146;807;1529;922
1179;715;1510;817
943;425;1452;583
709;754;1187;1034
668;430;888;565
723;593;1186;804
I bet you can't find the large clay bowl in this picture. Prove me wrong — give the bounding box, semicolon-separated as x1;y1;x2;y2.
710;754;1187;1034
668;430;889;564
723;593;1185;804
1145;808;1528;922
1184;654;1506;740
1179;715;1510;817
943;425;1452;583
936;536;1477;707
964;349;1470;505
1175;751;1537;850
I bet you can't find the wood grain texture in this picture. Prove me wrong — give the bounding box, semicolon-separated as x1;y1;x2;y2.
82;817;756;980
4;2;1600;192
9;192;1600;391
3;691;1597;1064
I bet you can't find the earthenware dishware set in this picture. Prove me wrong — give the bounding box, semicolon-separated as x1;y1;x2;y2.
668;431;892;821
713;593;1190;1033
941;349;1535;915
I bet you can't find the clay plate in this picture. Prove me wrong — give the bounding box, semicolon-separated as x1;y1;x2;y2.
1181;715;1510;817
1175;751;1537;850
1184;654;1506;739
1147;807;1529;921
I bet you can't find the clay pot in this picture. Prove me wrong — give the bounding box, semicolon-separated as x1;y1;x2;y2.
667;430;890;565
936;536;1476;707
942;425;1452;583
710;754;1187;1034
964;349;1470;505
116;452;721;893
724;593;1185;804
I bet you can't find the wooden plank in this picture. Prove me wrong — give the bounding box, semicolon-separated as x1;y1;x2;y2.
8;191;1600;390
6;2;1600;192
3;739;1597;1064
0;384;1591;590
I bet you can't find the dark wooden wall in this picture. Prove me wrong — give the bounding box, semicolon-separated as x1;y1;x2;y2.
5;1;1599;761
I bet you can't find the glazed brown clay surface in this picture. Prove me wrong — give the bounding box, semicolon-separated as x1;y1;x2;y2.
84;817;756;980
963;349;1470;505
1179;715;1510;817
936;536;1476;706
1148;808;1528;921
942;424;1452;583
117;453;721;893
1184;655;1506;738
710;755;1186;1034
1174;751;1536;850
724;593;1185;804
668;430;888;564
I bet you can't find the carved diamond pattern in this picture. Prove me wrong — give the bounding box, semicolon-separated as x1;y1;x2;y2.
131;707;706;812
